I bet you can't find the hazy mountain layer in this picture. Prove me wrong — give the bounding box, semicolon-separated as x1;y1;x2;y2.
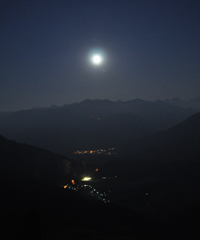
0;99;196;156
165;96;200;110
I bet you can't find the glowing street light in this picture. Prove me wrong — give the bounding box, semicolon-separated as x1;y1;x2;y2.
81;177;91;181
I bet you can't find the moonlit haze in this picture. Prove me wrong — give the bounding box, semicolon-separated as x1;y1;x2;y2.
0;0;200;111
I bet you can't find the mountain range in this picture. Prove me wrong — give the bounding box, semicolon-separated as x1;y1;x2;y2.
0;98;196;157
1;98;200;239
1;98;200;185
165;96;200;110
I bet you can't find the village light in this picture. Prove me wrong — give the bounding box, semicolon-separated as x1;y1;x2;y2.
81;177;91;181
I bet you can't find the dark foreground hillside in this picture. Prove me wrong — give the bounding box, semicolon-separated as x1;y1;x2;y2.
1;110;200;239
0;134;72;185
1;169;200;240
0;171;145;240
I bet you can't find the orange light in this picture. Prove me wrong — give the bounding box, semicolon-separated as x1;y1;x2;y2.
63;185;67;189
71;179;75;185
90;151;93;154
95;168;98;172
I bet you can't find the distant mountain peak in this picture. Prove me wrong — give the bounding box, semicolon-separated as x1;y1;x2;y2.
164;96;200;110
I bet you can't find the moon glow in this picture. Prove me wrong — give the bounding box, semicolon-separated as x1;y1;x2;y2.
91;54;102;65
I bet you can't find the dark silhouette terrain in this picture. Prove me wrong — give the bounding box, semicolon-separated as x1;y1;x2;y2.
1;166;200;240
0;99;195;156
126;111;200;161
1;102;200;239
0;134;72;185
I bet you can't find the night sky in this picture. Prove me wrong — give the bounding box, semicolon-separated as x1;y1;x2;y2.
1;0;200;111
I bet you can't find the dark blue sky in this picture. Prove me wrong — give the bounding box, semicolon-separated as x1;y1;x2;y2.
1;0;200;111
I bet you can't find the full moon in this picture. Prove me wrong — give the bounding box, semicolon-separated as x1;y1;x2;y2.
91;54;102;65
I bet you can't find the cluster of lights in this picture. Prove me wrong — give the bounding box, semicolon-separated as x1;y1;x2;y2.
73;148;117;155
62;181;110;204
